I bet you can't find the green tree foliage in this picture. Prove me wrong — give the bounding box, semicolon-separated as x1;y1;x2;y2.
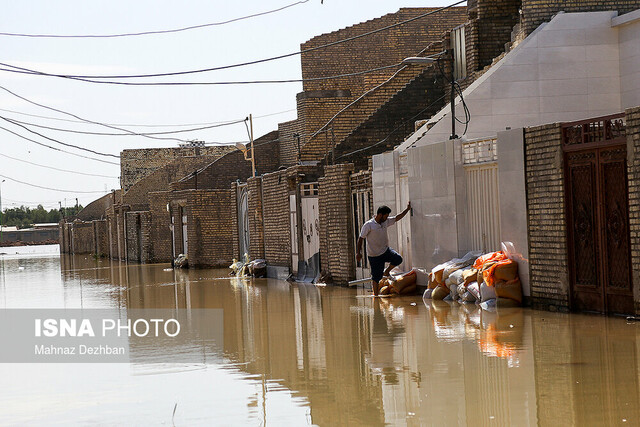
0;205;83;229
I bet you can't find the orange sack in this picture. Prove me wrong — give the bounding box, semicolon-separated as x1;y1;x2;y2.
494;277;523;304
393;270;417;294
473;251;507;270
483;259;519;287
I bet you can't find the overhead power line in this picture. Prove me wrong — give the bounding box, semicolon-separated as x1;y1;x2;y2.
0;1;466;80
0;152;119;178
0;124;120;165
0;0;310;38
3;116;247;137
0;116;120;158
0;106;296;127
0;62;403;86
0;84;192;144
0;173;108;194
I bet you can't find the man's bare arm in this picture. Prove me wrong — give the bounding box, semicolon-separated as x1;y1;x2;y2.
395;201;412;221
356;237;364;263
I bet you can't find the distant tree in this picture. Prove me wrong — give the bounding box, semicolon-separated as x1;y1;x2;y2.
0;204;82;229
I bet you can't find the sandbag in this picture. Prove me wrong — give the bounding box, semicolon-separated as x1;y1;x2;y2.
457;283;467;297
431;285;449;300
462;291;476;303
462;268;478;286
379;285;391;295
480;282;497;302
494;277;523;304
394;270;417;292
448;270;464;287
473;251;507;270
414;268;430;287
484;259;519;286
432;267;445;286
467;281;480;301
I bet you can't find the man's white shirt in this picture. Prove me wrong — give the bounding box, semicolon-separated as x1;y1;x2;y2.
359;216;396;257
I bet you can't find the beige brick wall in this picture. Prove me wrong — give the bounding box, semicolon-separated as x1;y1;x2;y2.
626;106;640;313
524;123;570;311
318;164;356;284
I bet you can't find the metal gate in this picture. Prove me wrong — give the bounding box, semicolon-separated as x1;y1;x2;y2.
463;138;501;253
351;171;373;280
237;184;250;258
563;114;632;315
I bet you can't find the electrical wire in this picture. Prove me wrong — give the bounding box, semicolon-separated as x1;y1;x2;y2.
0;1;311;38
0;1;466;79
2;116;247;137
0;85;190;143
309;65;409;141
338;93;447;159
0;106;296;127
0;152;119;178
0;124;120;165
0;116;119;158
0;62;403;86
0;173;108;194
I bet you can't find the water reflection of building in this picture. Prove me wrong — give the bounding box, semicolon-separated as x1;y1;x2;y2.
57;255;640;426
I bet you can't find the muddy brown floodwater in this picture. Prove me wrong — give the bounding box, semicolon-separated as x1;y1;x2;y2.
0;245;639;426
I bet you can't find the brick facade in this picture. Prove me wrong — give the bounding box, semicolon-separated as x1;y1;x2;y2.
120;146;233;192
262;165;322;269
168;190;235;268
70;221;93;254
171;131;280;191
125;211;151;263
148;191;173;263
282;7;467;167
626;106;640;313
92;219;109;257
318;164;356;284
524;123;570;311
76;191;120;221
520;0;640;36
247;176;265;259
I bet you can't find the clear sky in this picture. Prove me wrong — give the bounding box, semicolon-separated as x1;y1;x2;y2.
0;0;459;210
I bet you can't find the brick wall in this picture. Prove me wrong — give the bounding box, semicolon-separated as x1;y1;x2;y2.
296;7;467;164
76;191;120;221
125;211;151;263
278;119;305;168
122;155;222;211
71;222;93;254
318;164;356;284
92;219;108;257
328;59;447;171
231;183;240;259
247;176;265;259
120;146;234;192
625;106;640;314
149;191;173;263
520;0;640;36
524;123;570;311
474;0;521;69
262;165;322;268
168;190;235;268
171;132;280;191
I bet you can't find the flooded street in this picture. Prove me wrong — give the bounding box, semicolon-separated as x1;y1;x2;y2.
1;246;639;426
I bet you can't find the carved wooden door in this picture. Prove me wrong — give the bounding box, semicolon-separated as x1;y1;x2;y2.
565;146;632;314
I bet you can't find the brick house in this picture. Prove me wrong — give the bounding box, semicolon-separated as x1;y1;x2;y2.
372;3;640;314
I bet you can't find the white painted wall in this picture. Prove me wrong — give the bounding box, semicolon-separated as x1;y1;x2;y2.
615;9;640;108
397;10;640;151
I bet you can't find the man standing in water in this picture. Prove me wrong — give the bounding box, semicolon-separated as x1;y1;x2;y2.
356;202;411;296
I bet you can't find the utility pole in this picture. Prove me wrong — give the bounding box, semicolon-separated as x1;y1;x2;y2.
249;114;256;178
0;179;5;244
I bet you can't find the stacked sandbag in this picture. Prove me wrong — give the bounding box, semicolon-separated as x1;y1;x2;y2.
474;251;523;305
380;270;418;296
423;252;481;301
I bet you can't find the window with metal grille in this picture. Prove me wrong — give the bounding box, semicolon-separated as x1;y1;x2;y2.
451;25;467;81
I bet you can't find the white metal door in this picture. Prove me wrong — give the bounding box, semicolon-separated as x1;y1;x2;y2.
463;138;500;253
300;183;319;262
290;194;299;273
237;185;250;257
352;189;372;280
182;213;188;256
